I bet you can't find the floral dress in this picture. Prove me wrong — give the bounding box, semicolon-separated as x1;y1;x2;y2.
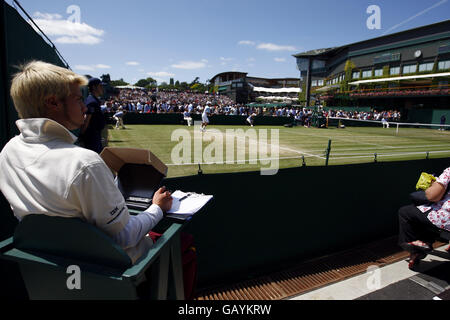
418;167;450;231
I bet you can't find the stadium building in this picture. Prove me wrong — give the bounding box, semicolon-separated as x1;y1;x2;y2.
210;72;300;104
293;20;450;119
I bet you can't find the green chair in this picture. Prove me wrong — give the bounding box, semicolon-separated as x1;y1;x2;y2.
0;214;185;300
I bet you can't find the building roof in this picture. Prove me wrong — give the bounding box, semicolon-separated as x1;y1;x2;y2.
210;71;248;82
292;47;338;57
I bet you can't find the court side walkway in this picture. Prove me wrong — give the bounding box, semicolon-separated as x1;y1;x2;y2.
290;246;449;300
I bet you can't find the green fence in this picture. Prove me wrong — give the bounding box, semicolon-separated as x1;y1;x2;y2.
406;108;450;124
163;158;449;287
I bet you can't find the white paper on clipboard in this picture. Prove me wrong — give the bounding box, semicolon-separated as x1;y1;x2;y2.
168;190;213;215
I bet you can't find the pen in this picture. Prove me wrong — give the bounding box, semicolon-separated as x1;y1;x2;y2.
178;194;190;201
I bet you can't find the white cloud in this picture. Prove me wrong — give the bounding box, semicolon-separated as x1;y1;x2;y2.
274;58;286;62
247;57;256;62
238;40;256;46
74;65;95;71
29;11;104;45
147;71;176;78
257;43;297;52
73;64;110;72
95;64;111;69
54;35;103;45
126;61;140;66
171;61;207;70
33;12;63;20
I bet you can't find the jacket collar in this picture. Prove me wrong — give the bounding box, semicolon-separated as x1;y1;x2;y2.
16;118;77;144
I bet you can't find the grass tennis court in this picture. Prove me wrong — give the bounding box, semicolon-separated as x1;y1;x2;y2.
108;124;450;178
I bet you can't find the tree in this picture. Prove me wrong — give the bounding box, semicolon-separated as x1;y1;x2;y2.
158;82;169;90
110;78;129;87
135;77;157;88
101;74;111;84
179;82;189;91
191;83;206;93
190;77;200;86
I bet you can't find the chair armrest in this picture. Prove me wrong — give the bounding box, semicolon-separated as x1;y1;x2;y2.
0;237;14;253
122;223;183;280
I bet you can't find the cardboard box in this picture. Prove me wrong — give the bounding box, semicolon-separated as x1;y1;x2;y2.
100;147;168;210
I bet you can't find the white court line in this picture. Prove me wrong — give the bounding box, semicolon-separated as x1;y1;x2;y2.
285;129;397;149
220;129;325;160
166;155;318;166
331;150;450;160
166;150;450;167
167;128;325;167
308;143;450;153
167;127;448;166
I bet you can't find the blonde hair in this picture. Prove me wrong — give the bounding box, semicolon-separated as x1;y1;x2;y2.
10;61;88;119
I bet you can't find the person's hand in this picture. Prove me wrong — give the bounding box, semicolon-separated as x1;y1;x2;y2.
153;186;173;213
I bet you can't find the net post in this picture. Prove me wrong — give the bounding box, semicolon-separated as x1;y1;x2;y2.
396;123;399;135
325;140;332;166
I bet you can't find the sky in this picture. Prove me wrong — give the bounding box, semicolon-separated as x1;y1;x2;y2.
11;0;450;85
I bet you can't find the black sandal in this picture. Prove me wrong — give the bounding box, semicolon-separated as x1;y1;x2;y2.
402;241;432;254
408;252;426;270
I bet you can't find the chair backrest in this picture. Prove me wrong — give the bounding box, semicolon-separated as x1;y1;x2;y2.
13;214;132;270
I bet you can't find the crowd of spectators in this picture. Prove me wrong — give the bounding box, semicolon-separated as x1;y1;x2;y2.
103;88;260;116
101;89;402;123
326;109;402;122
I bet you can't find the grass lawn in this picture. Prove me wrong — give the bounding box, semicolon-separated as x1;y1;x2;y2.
108;124;450;178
